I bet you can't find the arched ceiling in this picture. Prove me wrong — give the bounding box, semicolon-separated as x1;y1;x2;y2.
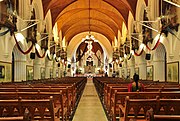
41;0;141;45
65;25;114;44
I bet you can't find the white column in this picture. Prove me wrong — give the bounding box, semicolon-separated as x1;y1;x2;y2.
45;66;50;78
45;59;52;79
121;61;127;79
119;67;122;78
129;57;135;79
130;64;135;79
60;63;63;77
53;61;58;78
154;60;165;82
123;60;128;78
4;30;10;58
139;62;147;80
124;67;127;79
61;63;65;77
0;34;5;55
169;34;174;57
33;58;41;80
72;63;76;77
14;60;26;82
57;67;60;78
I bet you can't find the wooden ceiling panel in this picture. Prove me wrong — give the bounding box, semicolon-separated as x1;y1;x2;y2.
56;8;122;40
61;18;118;37
42;0;51;15
43;0;77;25
65;25;114;44
41;0;138;49
62;22;116;40
57;8;122;29
126;0;138;17
103;0;130;26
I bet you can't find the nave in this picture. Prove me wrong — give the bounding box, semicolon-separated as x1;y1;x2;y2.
0;0;180;121
72;77;108;121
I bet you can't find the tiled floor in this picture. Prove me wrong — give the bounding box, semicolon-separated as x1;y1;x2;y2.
72;77;108;121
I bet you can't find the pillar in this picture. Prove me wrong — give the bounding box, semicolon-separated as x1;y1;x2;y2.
60;63;63;77
33;58;41;80
119;67;122;78
53;61;58;78
130;64;135;79
154;60;165;82
4;30;11;58
45;58;52;79
121;60;127;79
139;62;147;80
14;60;26;82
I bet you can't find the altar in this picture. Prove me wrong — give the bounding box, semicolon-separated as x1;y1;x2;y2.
84;65;95;73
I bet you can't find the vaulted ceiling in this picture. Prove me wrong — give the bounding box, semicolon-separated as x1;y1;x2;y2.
41;0;150;56
41;0;142;45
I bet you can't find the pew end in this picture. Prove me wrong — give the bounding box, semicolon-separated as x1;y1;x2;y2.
146;109;180;121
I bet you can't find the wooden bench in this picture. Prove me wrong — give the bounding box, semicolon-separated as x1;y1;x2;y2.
0;117;24;121
104;87;180;114
146;109;180;121
120;96;180;121
0;96;59;121
0;78;87;120
0;87;74;109
0;91;68;121
0;111;31;121
110;91;180;121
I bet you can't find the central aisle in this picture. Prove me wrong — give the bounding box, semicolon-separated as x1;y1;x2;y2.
72;77;108;121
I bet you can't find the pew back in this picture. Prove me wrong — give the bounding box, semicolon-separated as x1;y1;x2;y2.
0;96;56;121
123;96;180;121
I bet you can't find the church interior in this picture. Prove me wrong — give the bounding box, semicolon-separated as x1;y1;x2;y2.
0;0;180;121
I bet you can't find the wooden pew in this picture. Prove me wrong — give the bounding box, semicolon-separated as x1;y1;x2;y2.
93;77;129;102
110;91;180;121
120;96;180;121
146;109;180;121
0;111;31;121
0;117;24;121
0;78;87;121
104;86;180;114
0;96;59;121
0;91;67;121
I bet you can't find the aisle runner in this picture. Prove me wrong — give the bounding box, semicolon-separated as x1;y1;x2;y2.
72;77;108;121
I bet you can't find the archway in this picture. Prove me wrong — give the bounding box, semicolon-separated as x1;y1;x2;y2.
12;43;27;82
153;43;166;82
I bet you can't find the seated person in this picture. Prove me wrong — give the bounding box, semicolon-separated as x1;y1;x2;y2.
128;73;144;92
